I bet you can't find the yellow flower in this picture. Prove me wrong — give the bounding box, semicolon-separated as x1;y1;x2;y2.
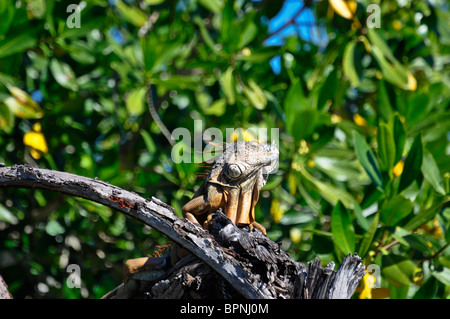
329;0;357;20
392;20;403;31
288;174;297;195
413;268;423;285
407;72;417;91
353;113;367;127
229;129;257;142
298;140;309;155
290;228;302;244
242;47;251;56
270;199;284;224
393;160;404;177
359;272;375;299
331;114;343;124
24;128;48;159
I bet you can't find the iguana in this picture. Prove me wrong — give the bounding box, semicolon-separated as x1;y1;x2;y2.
182;140;279;235
117;141;279;298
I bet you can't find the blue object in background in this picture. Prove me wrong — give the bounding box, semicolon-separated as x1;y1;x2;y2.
265;0;329;74
31;90;44;104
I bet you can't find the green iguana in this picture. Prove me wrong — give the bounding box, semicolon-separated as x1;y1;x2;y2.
118;141;279;298
182;140;279;235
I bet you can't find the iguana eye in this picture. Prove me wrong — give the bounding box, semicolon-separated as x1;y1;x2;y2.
227;164;242;178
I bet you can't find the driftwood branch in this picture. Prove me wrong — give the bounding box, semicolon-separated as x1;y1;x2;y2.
0;164;365;299
0;274;13;299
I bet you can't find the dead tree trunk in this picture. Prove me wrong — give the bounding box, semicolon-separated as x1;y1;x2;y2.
0;274;13;299
0;164;365;299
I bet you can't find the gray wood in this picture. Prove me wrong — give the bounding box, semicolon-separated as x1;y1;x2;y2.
0;274;13;299
0;164;365;299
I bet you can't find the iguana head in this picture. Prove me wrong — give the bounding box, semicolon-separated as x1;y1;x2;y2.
212;141;279;188
205;141;279;232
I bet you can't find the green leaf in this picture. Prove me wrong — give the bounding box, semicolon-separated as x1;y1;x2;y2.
0;31;38;58
353;131;383;189
0;1;15;35
0;102;14;132
382;255;416;286
358;212;379;258
377;80;394;122
380;195;414;227
404;197;449;231
398;134;423;193
45;220;65;236
421;149;446;195
316;68;339;111
313;155;362;182
198;0;223;13
367;28;396;62
284;79;310;137
371;46;408;89
280;210;314;225
352;199;369;231
298;166;354;209
200;98;227;116
152;74;199;91
413;277;439;299
126;87;146;116
141;130;156;154
331;201;355;254
403;234;434;254
406;93;429;125
49;59;78;91
343;40;360;87
377;122;395;173
144;0;165;5
220;0;236;49
242;79;267;110
435;8;450;45
0;203;18;225
220;67;235;105
367;29;416;91
63;40;96;65
392;114;406;164
4;86;44;119
235;48;280;63
141;36;186;74
193;16;217;52
432;267;450;286
238;20;257;48
296;176;322;214
293;109;319;140
116;0;147;27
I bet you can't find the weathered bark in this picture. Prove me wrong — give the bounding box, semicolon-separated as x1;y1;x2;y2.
0;164;365;299
0;274;13;299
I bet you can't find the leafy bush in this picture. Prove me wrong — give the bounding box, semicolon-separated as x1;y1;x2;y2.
0;0;448;299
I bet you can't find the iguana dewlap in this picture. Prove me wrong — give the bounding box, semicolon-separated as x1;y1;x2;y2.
182;141;279;235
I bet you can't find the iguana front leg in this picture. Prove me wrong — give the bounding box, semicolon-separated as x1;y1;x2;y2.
182;181;266;234
182;183;225;229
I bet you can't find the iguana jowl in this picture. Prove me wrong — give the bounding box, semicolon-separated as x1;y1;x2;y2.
183;141;279;235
